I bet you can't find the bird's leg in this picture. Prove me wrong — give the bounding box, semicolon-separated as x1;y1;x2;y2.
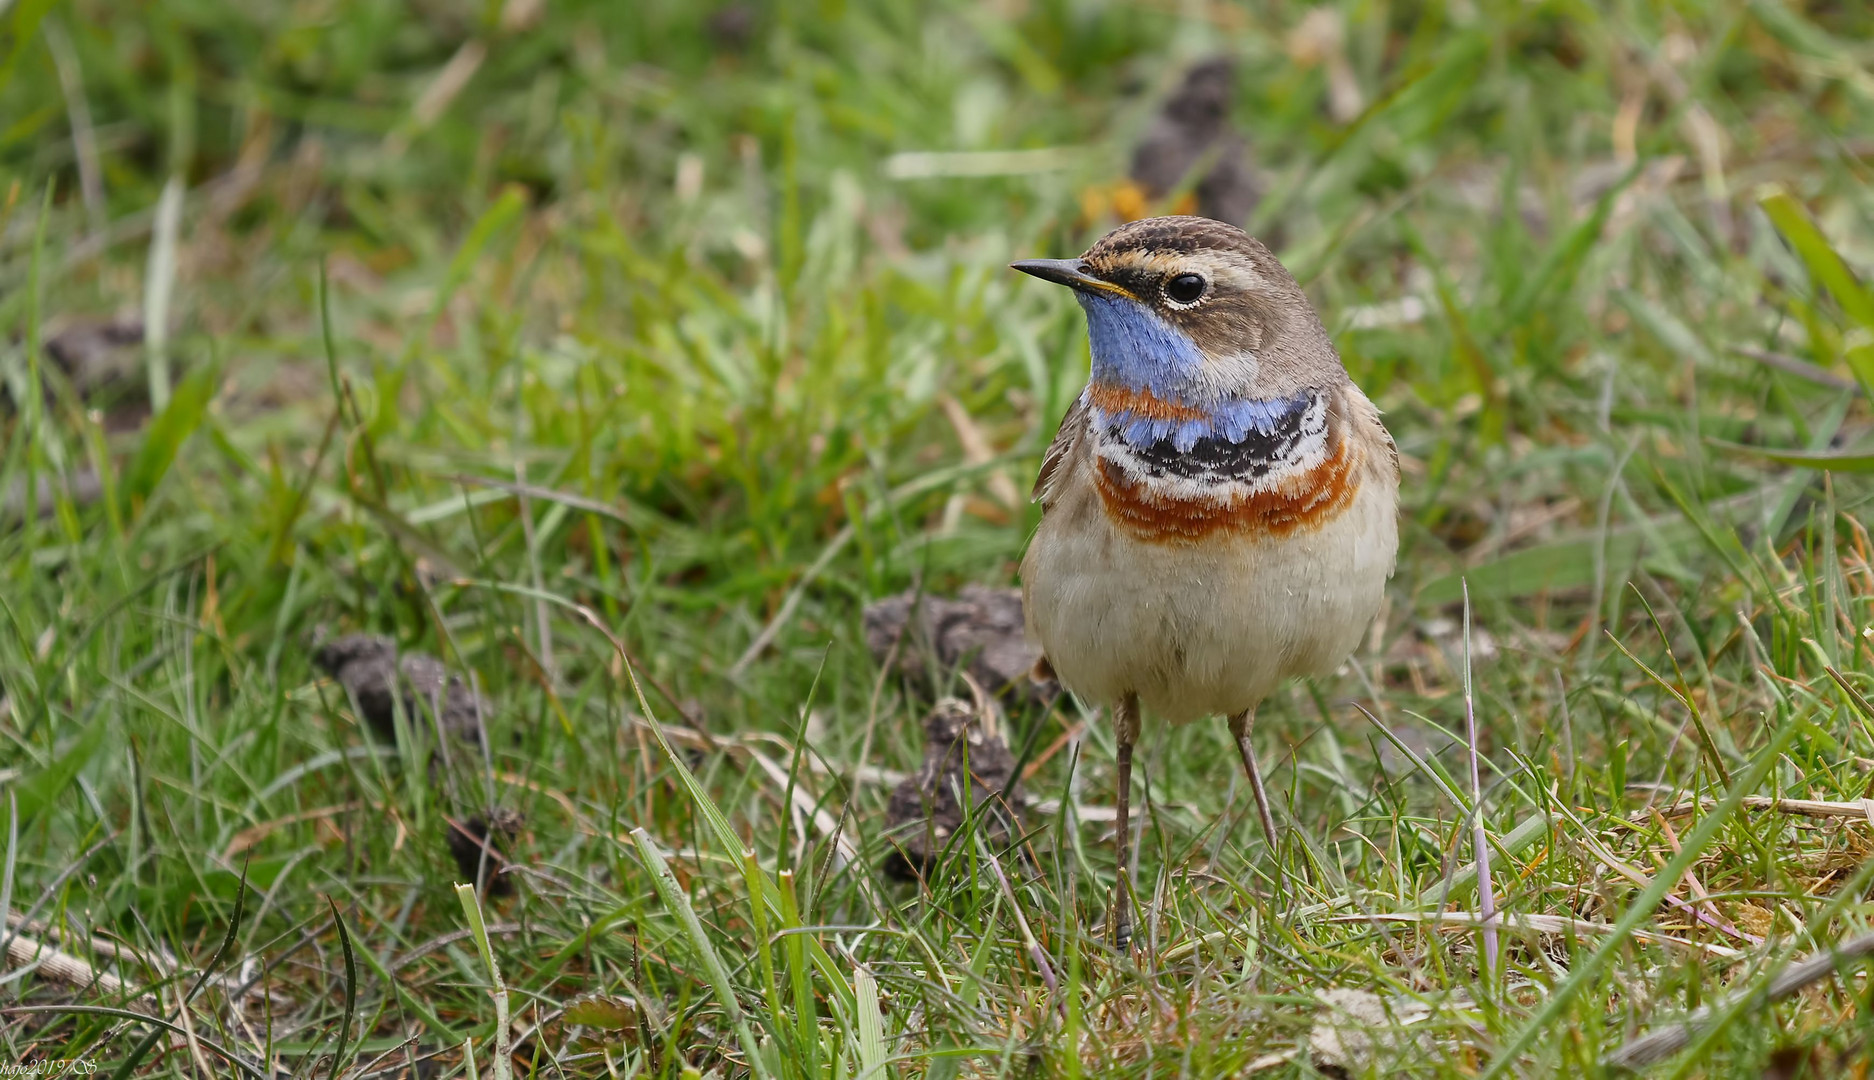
1229;708;1280;853
1111;692;1141;951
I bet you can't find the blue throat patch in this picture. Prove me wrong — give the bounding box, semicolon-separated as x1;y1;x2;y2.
1077;291;1302;452
1078;291;1205;397
1094;393;1314;453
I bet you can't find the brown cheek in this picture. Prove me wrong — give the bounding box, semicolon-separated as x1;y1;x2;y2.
1093;437;1362;544
1174;307;1263;357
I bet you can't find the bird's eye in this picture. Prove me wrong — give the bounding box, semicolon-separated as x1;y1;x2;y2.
1164;273;1207;305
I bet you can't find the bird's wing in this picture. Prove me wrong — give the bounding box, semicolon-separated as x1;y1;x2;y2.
1032;391;1091;510
1342;382;1400;484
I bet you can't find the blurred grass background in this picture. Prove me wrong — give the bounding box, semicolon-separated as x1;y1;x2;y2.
4;0;1874;1076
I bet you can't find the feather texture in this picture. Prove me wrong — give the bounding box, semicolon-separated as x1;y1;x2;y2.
1031;392;1090;510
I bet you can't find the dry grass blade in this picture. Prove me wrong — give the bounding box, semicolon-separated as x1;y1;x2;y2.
1729;345;1863;394
1460;580;1499;977
1647;795;1874;825
1324;911;1742;959
4;934;133;996
1480;723;1799;1078
389;922;525;974
1603;931;1874;1070
41;20;104;229
6;1006;268;1079
141;176;183;411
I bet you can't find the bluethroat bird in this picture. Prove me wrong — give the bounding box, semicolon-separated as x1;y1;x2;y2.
1012;216;1399;947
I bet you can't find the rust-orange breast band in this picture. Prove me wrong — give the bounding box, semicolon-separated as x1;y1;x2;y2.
1093;435;1362;544
1085;381;1211;422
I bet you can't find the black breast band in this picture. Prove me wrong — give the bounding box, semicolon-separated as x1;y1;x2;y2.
1104;391;1325;483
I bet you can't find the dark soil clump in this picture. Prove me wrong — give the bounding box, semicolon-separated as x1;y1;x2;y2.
313;634;488;745
883;698;1024;881
445;811;522;896
863;585;1057;705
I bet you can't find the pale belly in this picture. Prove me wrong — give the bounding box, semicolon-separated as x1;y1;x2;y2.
1020;471;1397;724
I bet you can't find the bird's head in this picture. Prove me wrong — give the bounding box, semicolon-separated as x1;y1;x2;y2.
1013;216;1345;448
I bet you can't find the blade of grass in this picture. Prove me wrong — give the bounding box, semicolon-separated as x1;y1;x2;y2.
1414;812;1551;908
778;868;820;1077
1707;440;1874;473
0;0;61;94
142;176;183;411
855;963;888;1079
3;715;104;835
1461;581;1499;979
1479;719;1800;1077
181;857;248;1005
1824;667;1874;749
1758;183;1874;396
1611;853;1874;1071
454;883;512;1080
1758;184;1874;328
0;791;14;1004
325;895;358;1080
119;360;218;522
1606;597;1732;785
11;181;50;571
630;828;776;1080
727;455;1026;678
453;578;860;1016
12;1006;270;1080
742;850;791;1064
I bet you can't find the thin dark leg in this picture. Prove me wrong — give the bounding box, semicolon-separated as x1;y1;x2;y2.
1111;692;1140;950
1229;708;1280;852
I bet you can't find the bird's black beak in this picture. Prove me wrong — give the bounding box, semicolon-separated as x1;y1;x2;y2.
1009;258;1131;298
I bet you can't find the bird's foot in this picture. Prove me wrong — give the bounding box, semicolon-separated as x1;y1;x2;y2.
1109;907;1134;952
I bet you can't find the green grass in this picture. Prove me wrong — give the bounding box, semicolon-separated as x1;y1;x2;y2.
4;0;1874;1076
